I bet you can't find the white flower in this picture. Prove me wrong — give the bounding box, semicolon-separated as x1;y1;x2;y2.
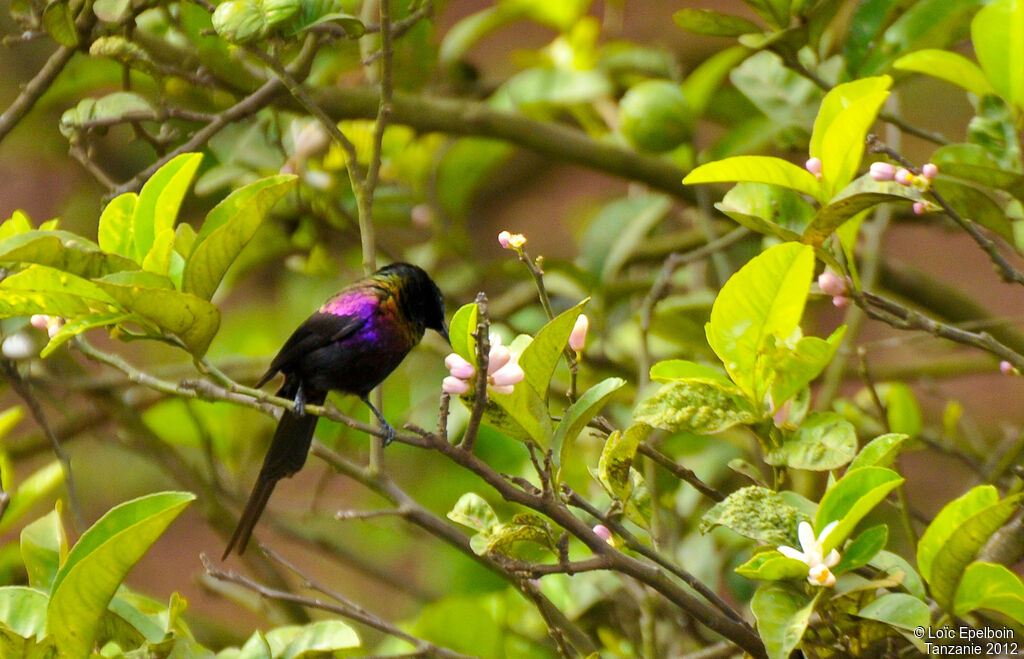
778;521;841;587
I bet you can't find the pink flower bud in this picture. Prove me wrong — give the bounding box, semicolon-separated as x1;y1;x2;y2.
869;162;896;181
1000;360;1014;375
592;524;613;544
490;384;515;395
489;333;503;348
487;345;512;374
817;271;846;297
832;295;850;309
913;202;926;215
47;321;63;339
30;314;49;330
895;168;914;186
921;163;938;180
445;353;476;379
442;376;471;395
569;314;589;352
489;360;524;387
805;157;823;178
497;231;512;249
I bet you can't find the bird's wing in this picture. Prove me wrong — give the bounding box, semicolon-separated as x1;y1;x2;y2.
255;312;365;388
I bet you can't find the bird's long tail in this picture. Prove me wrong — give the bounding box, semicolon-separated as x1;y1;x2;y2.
223;387;327;558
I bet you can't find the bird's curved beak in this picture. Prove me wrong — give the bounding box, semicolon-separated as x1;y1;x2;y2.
438;323;450;345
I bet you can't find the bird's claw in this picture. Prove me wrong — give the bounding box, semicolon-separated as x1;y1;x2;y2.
381;422;396;447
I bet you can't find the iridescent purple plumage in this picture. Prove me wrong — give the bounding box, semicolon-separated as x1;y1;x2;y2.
223;263;447;558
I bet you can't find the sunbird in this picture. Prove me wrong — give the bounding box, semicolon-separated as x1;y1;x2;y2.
223;262;448;557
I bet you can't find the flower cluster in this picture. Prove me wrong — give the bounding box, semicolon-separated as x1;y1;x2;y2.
442;334;524;395
30;314;64;339
869;161;939;215
778;521;841;587
497;231;527;250
817;269;849;308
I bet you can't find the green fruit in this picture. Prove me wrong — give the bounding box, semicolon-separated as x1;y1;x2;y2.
619;80;694;153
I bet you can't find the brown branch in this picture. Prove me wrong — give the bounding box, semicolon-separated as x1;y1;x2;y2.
460;292;490;453
637;443;725;502
0;45;76;145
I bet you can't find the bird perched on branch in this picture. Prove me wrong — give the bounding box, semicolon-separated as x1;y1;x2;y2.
223;262;448;557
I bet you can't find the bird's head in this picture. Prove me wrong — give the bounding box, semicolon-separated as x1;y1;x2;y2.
378;262;449;343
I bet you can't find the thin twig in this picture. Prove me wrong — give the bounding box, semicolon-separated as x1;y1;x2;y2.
0;359;83;529
0;45;76;145
637;443;725;502
202;553;475;659
460;292;490;453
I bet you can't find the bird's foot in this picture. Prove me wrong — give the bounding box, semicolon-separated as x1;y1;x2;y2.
294;383;307;416
381;421;395;447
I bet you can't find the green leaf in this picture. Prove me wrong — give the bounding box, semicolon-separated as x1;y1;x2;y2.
42;0;78;46
833;524;888;575
0;461;64;535
94;272;221;356
93;0;130;22
893;49;996;98
0;230;138;279
447;492;499;535
750;584;819;659
814;466;904;553
447;302;478;362
879;382;922;436
212;0;269;43
972;0;1024;109
97;193;137;258
0;265;119;319
504;68;614;109
47;492;194;658
681;47;750;117
59;93;155;138
0;587;48;639
277;619;359;658
735;550;810;581
931;179;1014;241
184;174;296;300
700;485;810;546
742;0;789;29
485;514;558;558
706;242;815;402
803;174;922;245
282;0;365;38
848;433;908;471
684;156;824;203
917;486;1023;611
715;182;814;242
856;592;931;631
142;228;175;276
954;562;1024;623
649;359;737;390
596;423;650;502
931;144;1024;201
634;380;757;434
485;378;554;446
857;0;984;76
870;549;926;600
810;76;892;198
553;377;623;457
768;325;846;405
968;95;1023;172
518;299;588;400
672;8;760;37
20;508;65;591
41;312;132;358
132;153;203;263
766;412;857;471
